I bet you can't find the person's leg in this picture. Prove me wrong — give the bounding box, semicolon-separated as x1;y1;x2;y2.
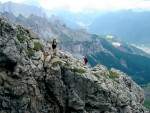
55;49;56;53
52;45;54;52
54;49;56;55
53;45;56;54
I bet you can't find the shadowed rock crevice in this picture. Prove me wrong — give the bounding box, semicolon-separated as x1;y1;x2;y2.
44;75;61;113
0;52;17;71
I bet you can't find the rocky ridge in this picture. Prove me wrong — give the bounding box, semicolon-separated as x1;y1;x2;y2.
1;12;91;42
1;12;106;59
0;17;149;112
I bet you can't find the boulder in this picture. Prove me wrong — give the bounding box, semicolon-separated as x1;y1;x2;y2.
28;28;40;39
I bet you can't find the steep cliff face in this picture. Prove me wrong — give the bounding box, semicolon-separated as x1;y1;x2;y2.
0;17;149;113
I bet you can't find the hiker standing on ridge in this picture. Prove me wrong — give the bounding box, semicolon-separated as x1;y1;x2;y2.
52;38;57;54
84;57;88;65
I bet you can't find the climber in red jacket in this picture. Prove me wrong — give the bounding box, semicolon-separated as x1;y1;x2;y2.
84;57;88;65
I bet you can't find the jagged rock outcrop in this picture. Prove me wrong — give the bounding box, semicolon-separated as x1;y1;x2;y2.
0;1;47;18
0;17;149;113
1;12;106;59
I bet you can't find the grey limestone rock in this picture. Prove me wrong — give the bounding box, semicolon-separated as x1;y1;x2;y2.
0;17;149;113
28;28;40;39
28;40;34;49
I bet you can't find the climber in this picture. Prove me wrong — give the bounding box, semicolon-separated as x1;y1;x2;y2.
84;57;88;65
52;38;57;54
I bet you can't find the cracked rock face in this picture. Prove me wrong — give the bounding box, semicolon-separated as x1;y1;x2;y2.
0;17;149;113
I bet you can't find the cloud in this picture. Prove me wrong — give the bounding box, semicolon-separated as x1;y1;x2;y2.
38;0;150;12
1;0;150;12
0;0;30;3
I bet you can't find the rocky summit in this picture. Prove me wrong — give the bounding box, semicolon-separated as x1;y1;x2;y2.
0;17;149;113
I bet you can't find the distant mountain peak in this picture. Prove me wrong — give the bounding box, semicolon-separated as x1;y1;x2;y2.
0;1;47;18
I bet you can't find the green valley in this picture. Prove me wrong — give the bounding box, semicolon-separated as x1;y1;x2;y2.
86;37;150;85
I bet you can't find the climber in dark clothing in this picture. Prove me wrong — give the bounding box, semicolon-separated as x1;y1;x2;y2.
52;38;57;54
84;57;88;65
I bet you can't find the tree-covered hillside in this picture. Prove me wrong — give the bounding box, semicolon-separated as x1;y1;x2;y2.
86;38;150;84
103;35;150;58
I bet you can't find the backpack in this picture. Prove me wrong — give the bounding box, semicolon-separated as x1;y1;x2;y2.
84;58;88;62
53;39;56;45
86;58;88;62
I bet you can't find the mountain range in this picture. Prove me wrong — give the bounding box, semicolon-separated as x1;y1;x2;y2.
89;10;150;45
45;10;104;29
2;1;150;47
0;1;47;18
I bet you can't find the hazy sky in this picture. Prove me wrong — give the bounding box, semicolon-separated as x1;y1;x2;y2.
1;0;150;12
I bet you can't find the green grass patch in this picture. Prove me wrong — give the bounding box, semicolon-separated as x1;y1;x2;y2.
27;48;34;57
100;73;108;79
109;70;119;80
52;61;62;67
17;25;25;34
100;80;104;83
33;42;42;51
27;37;32;41
143;98;150;110
65;63;71;67
74;67;86;73
17;34;26;43
17;24;21;28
